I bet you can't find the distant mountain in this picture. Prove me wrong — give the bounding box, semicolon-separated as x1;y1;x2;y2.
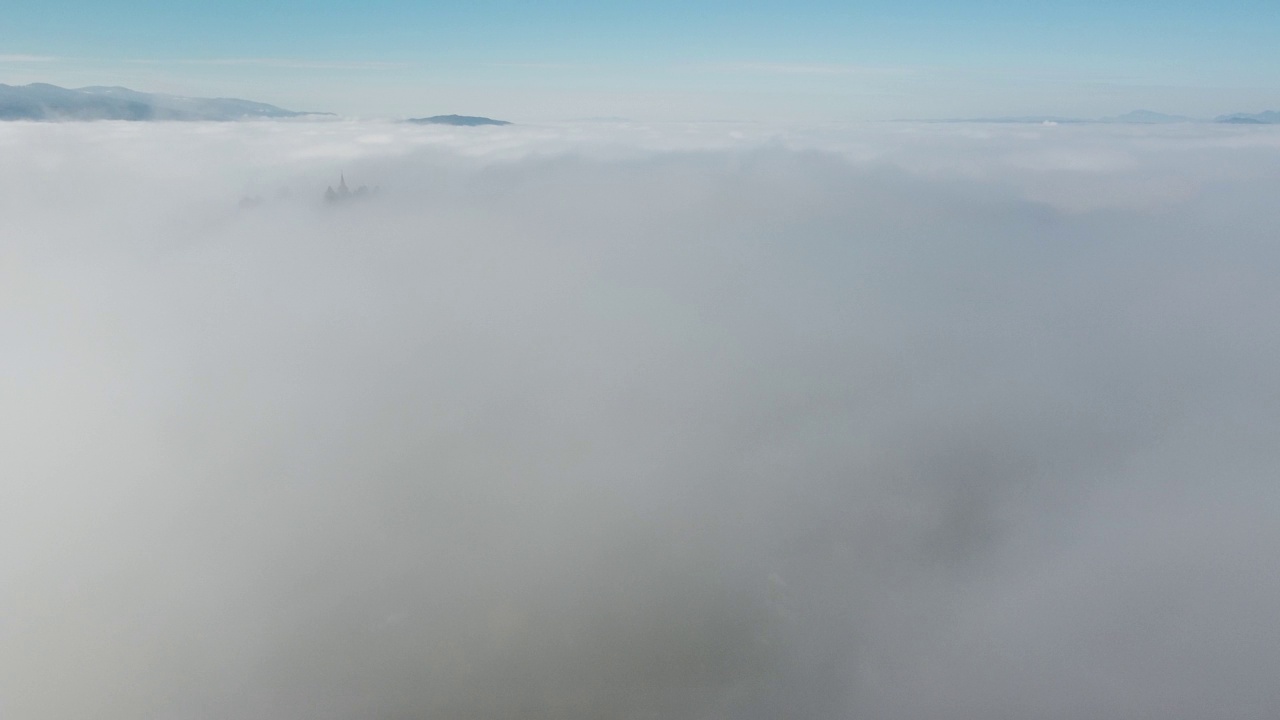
0;83;327;121
1215;111;1280;124
1102;109;1195;124
407;114;510;126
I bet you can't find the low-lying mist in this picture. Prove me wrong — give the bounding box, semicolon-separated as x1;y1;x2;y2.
3;120;1279;720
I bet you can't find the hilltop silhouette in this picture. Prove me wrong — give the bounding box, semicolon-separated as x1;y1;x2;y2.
0;83;330;121
406;114;510;126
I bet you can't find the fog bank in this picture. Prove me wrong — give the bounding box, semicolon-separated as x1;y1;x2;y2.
2;120;1279;720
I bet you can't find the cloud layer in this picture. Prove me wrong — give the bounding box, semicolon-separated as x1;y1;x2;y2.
3;119;1279;720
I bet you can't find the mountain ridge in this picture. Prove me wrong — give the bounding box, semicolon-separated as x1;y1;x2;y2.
406;114;511;126
1215;110;1280;124
0;82;329;121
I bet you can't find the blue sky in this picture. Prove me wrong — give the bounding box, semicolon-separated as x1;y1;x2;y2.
3;0;1278;120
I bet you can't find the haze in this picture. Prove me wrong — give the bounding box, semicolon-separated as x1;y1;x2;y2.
2;119;1279;720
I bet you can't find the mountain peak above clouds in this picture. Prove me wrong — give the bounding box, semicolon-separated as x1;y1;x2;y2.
1215;110;1280;124
406;114;511;126
0;83;329;121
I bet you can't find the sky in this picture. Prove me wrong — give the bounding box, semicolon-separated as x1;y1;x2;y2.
3;0;1280;119
4;117;1280;719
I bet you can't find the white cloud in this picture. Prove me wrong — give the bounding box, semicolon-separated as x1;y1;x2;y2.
2;119;1279;720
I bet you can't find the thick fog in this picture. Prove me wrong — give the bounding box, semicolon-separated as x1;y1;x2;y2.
3;119;1279;720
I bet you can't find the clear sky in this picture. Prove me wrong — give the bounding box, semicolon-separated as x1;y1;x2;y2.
3;0;1279;121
